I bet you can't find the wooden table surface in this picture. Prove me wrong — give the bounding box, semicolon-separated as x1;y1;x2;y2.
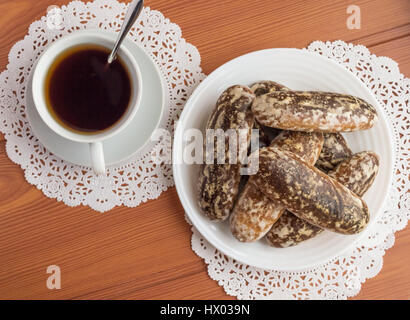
0;0;408;300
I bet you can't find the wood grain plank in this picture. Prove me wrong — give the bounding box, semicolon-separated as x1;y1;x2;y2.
0;0;408;300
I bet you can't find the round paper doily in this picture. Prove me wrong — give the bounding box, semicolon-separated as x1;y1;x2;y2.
0;0;205;212
190;40;409;300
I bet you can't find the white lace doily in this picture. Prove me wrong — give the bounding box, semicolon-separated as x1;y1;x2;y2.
0;0;205;212
190;41;409;300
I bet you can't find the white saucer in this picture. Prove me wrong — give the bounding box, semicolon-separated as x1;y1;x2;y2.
26;30;164;167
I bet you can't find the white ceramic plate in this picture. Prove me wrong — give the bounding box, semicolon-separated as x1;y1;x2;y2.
173;48;393;271
26;30;164;167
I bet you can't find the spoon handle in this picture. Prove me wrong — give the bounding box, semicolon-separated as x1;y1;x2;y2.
107;0;144;64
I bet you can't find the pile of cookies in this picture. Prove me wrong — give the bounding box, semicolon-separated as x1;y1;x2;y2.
197;81;380;248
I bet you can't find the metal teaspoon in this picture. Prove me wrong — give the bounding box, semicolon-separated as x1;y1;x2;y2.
107;0;144;64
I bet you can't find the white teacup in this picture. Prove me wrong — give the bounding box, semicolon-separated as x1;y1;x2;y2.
32;30;142;175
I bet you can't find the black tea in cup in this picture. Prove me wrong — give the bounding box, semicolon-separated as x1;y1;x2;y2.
45;44;132;133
